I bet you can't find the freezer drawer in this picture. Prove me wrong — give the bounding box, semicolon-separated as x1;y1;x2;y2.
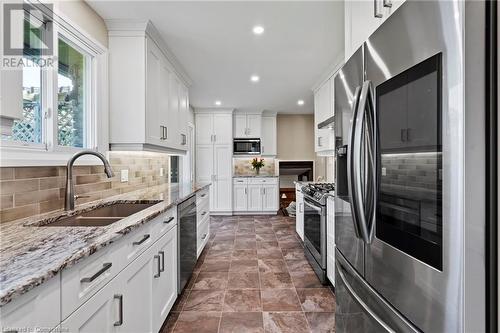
335;249;419;333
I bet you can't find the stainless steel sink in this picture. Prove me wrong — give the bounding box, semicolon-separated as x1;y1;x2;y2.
43;202;158;227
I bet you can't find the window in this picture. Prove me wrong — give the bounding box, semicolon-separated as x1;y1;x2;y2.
57;38;89;148
1;10;100;153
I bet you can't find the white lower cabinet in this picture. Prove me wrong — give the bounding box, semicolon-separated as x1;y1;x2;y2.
233;178;279;214
152;227;178;330
295;185;304;241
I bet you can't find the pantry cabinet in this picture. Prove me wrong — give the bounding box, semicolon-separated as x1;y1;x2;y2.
234;113;262;138
345;0;406;60
195;110;233;214
108;20;191;152
232;177;279;214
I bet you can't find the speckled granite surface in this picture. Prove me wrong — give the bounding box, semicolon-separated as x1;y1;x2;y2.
0;182;210;306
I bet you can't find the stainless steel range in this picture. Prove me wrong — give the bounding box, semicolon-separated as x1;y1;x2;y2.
301;183;334;285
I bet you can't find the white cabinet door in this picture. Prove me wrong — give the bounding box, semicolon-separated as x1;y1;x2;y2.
152;226;178;332
213;145;233;212
145;37;162;146
178;84;189;148
262;184;278;212
61;278;120;333
168;74;181;148
196;114;214;145
213;114;233;144
296;190;304;241
261;116;277;156
247;185;263;212
246;114;262;138
315;78;335;152
118;246;156;333
233;114;247;138
233;183;248;211
196;145;214;183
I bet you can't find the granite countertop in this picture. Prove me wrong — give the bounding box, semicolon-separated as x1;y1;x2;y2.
0;182;210;307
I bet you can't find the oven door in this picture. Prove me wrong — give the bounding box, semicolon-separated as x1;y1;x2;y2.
303;198;326;268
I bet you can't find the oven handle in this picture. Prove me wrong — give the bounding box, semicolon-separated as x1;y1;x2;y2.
347;86;363;239
303;198;323;212
352;81;377;244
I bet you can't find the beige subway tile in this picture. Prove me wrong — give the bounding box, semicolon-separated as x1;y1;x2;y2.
99;188;121;199
0;204;38;223
39;199;64;214
0;179;39;195
75;174;104;185
15;188;59;206
39;176;65;190
0;195;13;209
15;167;58;179
75;194;101;205
0;168;14;180
75;181;112;195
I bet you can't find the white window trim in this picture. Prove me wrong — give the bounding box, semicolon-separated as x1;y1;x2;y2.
0;1;109;167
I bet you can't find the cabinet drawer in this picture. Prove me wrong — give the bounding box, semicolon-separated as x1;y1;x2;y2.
61;243;124;320
248;177;278;185
150;207;177;241
197;218;210;257
196;188;209;206
1;273;61;331
233;178;249;184
197;200;210;224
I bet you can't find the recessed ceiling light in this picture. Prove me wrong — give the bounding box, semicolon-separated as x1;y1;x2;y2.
215;100;222;106
250;75;260;83
253;25;265;35
297;99;305;106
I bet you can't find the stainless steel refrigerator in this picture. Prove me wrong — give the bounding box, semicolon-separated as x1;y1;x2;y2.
334;1;489;332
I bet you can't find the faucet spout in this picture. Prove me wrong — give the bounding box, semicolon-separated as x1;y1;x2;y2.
65;150;114;211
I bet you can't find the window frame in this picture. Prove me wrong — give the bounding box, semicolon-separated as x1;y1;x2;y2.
0;2;108;166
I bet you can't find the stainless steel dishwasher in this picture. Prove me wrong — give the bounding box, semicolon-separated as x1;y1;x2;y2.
177;194;197;293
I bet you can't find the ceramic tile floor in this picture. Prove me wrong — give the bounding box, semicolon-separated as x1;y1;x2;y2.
160;215;336;333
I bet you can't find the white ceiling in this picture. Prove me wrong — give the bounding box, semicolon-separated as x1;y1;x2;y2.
87;1;345;114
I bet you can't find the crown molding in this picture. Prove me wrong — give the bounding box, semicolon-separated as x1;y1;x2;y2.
194;107;235;114
311;52;345;93
105;19;193;87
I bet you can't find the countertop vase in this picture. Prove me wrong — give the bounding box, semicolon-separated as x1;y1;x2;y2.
255;168;260;175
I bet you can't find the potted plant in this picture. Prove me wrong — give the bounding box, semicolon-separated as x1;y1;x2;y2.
251;157;265;175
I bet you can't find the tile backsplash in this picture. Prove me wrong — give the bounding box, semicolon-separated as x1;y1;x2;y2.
0;151;171;223
381;152;441;190
233;157;276;176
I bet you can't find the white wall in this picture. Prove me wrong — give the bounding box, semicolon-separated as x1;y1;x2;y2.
54;0;108;47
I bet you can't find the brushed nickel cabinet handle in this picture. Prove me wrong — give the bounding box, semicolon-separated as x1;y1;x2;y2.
154;255;161;278
80;262;112;283
132;234;150;246
159;251;165;272
383;0;392;7
201;211;207;216
374;0;383;18
113;294;123;326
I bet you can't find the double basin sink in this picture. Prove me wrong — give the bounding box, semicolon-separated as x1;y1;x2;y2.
40;202;159;227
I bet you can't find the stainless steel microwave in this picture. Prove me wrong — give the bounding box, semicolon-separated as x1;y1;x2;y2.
233;139;261;155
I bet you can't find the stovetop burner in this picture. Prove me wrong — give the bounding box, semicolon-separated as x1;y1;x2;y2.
302;183;335;205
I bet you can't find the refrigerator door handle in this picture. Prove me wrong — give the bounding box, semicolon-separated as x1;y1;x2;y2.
347;86;363;239
352;80;377;244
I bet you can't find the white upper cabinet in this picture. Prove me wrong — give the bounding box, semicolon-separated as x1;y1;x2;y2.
261;114;277;156
234;113;262;138
345;0;406;60
314;77;335;153
107;20;191;152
